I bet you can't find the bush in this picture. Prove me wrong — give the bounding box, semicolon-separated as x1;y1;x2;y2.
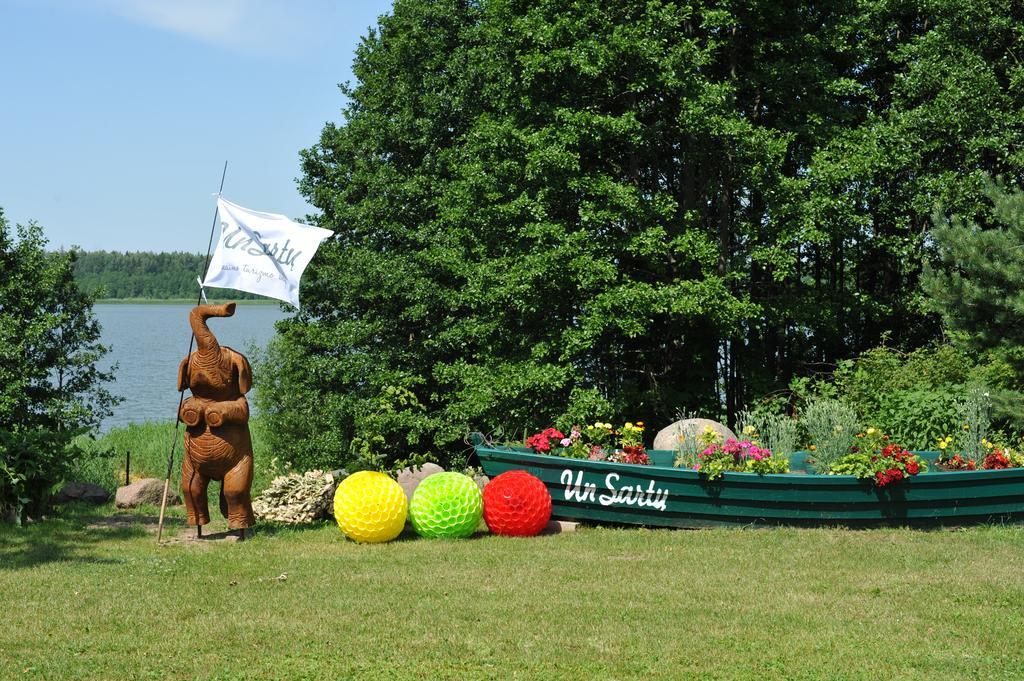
789;344;1019;450
802;399;859;472
0;212;117;522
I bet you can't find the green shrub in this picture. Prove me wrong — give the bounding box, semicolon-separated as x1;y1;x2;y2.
0;213;117;522
788;344;1019;450
873;389;960;451
955;387;993;462
736;410;799;456
802;399;859;472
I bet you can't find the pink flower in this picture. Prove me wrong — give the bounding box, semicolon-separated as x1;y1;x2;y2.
560;438;572;447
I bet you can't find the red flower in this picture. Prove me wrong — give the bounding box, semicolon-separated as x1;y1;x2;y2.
982;450;1011;470
906;461;920;476
620;445;650;465
526;427;564;454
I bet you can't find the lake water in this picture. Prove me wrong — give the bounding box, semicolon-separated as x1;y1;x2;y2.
94;303;289;430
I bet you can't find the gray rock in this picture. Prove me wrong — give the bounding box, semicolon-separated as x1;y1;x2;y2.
115;477;180;508
653;418;737;451
54;481;109;504
473;474;489;492
396;462;444;500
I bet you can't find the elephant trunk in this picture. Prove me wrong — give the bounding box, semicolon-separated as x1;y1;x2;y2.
190;302;236;355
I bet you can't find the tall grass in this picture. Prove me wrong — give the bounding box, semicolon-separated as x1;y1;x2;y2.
71;420;277;494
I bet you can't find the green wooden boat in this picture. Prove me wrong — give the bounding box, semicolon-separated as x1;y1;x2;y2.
470;434;1024;527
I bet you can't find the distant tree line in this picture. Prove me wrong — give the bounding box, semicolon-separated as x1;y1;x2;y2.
70;250;259;300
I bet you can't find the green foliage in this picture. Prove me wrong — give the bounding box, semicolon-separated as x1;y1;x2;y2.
71;250;259;300
747;455;791;477
924;181;1024;425
955;387;993;462
264;0;1024;466
828;444;928;486
802;399;859;472
737;410;799;456
0;211;117;522
827;453;877;480
873;389;960;452
790;344;1007;450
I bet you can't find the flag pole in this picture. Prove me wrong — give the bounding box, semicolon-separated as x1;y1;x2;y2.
157;160;228;544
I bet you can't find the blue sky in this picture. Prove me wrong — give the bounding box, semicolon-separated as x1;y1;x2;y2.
0;0;394;252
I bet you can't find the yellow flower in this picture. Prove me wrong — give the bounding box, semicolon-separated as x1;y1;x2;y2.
625;422;634;429
743;425;756;435
809;445;817;451
867;427;877;436
938;441;948;450
636;421;644;428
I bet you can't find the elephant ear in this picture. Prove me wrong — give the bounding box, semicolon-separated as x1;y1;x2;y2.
177;356;191;392
233;353;252;394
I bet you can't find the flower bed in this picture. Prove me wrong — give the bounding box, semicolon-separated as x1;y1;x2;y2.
694;439;789;480
522;417;1024;490
526;421;651;464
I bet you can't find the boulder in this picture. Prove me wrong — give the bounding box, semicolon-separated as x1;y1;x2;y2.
653;418;737;452
397;462;444;500
54;481;109;504
116;477;180;508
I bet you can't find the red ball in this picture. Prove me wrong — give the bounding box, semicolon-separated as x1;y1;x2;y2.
483;470;552;537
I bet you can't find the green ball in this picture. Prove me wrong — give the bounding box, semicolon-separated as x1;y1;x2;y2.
409;472;483;538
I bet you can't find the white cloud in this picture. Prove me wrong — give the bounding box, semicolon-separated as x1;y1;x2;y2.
71;0;328;57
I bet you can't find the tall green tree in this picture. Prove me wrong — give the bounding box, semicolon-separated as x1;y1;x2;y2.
261;0;1024;469
0;210;118;522
922;181;1024;420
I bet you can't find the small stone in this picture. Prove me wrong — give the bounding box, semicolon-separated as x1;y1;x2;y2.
542;520;578;534
653;418;737;451
472;474;489;492
396;462;444;500
115;478;180;508
54;481;110;504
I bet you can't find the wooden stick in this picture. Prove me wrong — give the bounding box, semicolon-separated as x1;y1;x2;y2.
155;478;172;543
156;161;228;545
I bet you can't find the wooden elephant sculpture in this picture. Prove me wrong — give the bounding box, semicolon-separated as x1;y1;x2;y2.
177;302;255;531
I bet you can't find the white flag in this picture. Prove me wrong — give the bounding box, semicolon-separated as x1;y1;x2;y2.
202;197;333;309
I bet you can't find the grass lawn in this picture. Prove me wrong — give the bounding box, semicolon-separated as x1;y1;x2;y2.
3;505;1024;680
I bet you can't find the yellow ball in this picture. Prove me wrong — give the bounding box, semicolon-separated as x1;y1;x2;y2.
333;471;408;543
